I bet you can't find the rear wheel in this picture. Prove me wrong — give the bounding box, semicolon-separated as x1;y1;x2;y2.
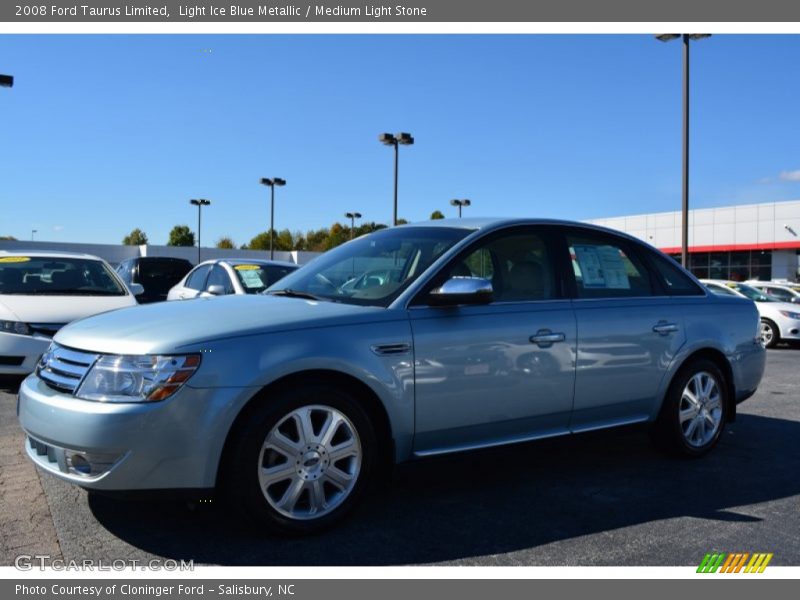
760;319;779;348
652;359;728;457
224;385;376;535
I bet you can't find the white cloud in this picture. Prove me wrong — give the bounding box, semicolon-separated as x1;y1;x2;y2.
779;169;800;181
53;225;64;232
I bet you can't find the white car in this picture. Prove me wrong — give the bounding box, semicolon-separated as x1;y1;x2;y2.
0;251;142;374
701;279;800;348
746;281;800;304
166;258;298;301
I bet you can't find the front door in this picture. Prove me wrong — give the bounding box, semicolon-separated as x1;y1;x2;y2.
409;227;577;455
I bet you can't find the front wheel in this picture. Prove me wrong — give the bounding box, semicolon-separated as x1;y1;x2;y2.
760;319;779;348
651;359;728;458
224;385;376;535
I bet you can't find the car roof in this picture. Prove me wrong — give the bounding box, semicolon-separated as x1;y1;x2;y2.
0;249;106;261
197;258;298;268
398;217;660;247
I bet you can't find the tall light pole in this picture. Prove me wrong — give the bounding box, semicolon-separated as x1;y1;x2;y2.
656;33;711;268
189;199;210;264
379;132;414;226
31;229;37;241
260;177;286;260
345;212;362;240
450;199;471;218
0;74;12;88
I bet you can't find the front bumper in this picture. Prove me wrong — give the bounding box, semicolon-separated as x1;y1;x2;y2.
0;332;50;375
17;374;258;491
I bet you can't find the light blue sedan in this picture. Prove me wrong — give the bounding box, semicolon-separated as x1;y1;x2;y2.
18;219;766;534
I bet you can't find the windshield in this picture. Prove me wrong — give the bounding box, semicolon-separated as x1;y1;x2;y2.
233;263;298;294
267;226;473;306
731;283;777;302
0;256;126;296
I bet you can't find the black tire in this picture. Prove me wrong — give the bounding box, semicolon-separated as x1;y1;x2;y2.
760;319;780;349
651;358;729;458
223;384;376;535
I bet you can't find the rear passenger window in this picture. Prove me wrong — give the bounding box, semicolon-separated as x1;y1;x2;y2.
649;254;704;296
567;234;653;298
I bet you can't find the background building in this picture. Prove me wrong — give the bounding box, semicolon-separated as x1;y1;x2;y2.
588;199;800;282
0;241;319;267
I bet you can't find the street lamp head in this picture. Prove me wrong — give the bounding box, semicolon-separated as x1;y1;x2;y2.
0;74;13;88
260;177;286;187
259;177;272;186
190;198;211;206
345;212;362;219
273;178;286;187
450;199;471;207
655;34;681;42
379;133;397;145
396;132;414;145
687;34;712;41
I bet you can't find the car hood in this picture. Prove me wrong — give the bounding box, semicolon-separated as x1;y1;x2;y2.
54;294;393;355
756;300;800;318
0;294;135;324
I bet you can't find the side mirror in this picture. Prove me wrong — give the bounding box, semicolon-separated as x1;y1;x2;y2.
128;283;145;297
206;285;226;296
428;276;493;306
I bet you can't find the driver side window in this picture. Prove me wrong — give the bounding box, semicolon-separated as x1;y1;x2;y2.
444;230;555;302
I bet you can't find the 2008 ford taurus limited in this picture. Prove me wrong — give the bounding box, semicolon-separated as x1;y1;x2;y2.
18;219;766;534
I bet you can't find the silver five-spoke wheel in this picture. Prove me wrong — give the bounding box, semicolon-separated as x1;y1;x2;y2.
258;405;362;520
679;371;723;447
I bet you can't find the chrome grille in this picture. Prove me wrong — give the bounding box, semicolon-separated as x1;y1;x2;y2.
38;344;99;394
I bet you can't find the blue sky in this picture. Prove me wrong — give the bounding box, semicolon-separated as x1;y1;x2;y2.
1;34;799;246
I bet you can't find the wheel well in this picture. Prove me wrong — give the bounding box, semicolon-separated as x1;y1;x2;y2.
215;369;395;488
673;348;737;422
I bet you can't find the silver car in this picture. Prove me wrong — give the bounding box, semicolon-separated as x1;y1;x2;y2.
18;219;766;534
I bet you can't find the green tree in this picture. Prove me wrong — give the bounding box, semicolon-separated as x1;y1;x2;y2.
216;236;235;249
247;229;295;252
430;210;445;220
396;218;409;225
167;225;195;247
0;235;17;241
122;228;148;245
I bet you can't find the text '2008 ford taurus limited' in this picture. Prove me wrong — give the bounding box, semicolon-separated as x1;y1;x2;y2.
18;219;766;534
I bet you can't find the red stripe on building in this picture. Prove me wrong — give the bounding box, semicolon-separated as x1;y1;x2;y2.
659;241;800;254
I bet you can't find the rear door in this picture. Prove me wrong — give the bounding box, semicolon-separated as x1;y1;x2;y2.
562;228;687;431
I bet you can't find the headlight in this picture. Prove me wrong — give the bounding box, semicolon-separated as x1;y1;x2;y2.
0;320;31;335
76;354;201;403
779;310;800;320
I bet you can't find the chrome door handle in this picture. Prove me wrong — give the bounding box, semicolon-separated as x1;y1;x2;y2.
530;330;566;347
653;322;679;335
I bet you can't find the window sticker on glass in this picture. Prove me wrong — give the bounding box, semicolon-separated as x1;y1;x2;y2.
234;264;260;271
237;270;265;289
573;244;631;289
0;256;31;263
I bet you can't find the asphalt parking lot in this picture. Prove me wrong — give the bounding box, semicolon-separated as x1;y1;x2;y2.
1;345;799;567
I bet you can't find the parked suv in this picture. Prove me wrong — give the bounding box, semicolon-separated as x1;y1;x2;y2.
19;220;765;534
115;257;193;303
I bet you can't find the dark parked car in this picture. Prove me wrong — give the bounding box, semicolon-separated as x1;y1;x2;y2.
115;257;193;303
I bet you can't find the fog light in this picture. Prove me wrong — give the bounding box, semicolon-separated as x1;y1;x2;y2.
64;449;121;478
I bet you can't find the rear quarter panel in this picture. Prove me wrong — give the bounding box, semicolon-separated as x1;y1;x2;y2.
649;294;765;419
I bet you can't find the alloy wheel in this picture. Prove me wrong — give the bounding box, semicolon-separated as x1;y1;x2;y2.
257;405;362;520
679;371;723;447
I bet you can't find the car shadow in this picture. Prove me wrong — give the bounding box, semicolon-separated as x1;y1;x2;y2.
0;375;24;394
88;412;800;565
